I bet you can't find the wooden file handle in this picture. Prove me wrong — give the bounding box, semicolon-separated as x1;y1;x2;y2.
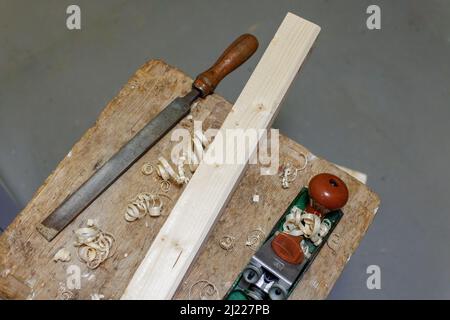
193;34;258;97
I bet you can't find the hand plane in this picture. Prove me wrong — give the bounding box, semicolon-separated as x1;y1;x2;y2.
226;173;349;300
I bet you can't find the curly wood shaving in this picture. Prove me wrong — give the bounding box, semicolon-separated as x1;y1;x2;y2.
157;156;189;185
188;280;220;300
300;239;311;259
182;131;210;175
58;283;74;300
53;248;71;262
125;192;173;222
158;156;178;181
160;180;171;193
219;235;236;252
125;192;162;221
156;164;170;181
74;222;115;270
176;155;189;184
279;153;308;189
245;228;265;251
141;163;154;175
156;131;210;186
282;208;331;246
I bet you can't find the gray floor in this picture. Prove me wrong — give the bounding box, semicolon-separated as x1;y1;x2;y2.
1;0;449;299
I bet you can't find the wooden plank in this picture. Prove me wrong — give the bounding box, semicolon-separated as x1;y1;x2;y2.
122;13;321;299
0;61;379;300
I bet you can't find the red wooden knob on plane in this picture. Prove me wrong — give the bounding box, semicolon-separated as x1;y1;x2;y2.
307;173;349;215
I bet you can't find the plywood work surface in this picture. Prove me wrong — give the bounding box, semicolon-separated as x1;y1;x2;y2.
0;60;379;300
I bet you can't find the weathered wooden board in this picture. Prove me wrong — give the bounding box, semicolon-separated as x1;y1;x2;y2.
0;60;379;300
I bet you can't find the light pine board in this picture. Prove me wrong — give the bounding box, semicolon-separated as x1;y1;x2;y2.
0;59;379;300
122;12;321;299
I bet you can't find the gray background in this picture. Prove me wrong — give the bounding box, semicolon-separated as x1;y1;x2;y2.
1;0;449;299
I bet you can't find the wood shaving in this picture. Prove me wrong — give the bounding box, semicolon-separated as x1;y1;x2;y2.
125;192;163;222
156;164;170;181
0;268;11;278
188;280;220;300
157;156;190;185
58;283;74;300
282;208;331;246
155;131;211;188
245;228;266;251
141;163;154;175
184;130;211;173
300;239;311;259
125;192;173;222
60;291;73;300
176;155;189;184
74;222;115;270
279;153;308;189
219;235;236;252
188;147;200;172
160;180;171;192
53;248;71;262
87;219;97;227
158;156;179;181
90;293;105;300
